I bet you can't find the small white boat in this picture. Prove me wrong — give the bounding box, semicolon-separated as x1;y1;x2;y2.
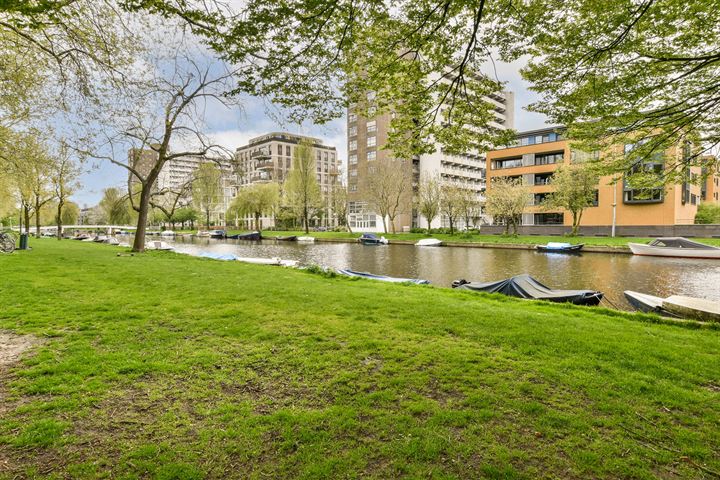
297;236;315;243
624;291;675;316
416;238;443;247
196;230;210;238
160;230;175;237
81;236;95;242
628;237;720;259
104;237;120;245
146;241;174;251
662;295;720;322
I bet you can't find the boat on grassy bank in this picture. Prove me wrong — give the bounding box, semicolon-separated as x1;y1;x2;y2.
536;242;584;254
628;237;720;259
336;269;429;284
624;290;720;321
275;235;297;242
146;241;174;251
452;274;603;306
297;236;315;243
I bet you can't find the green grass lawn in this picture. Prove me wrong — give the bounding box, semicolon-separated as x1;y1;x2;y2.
1;240;719;479
257;230;720;248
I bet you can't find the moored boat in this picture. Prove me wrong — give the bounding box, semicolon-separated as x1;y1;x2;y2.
662;295;720;322
297;236;315;243
623;291;676;316
146;241;174;251
209;229;226;239
336;269;430;284
275;235;297;241
358;233;388;245
416;238;443;247
160;230;175;237
536;242;584;254
104;237;120;245
93;235;108;243
628;237;720;259
196;230;210;237
227;231;262;241
452;274;603;306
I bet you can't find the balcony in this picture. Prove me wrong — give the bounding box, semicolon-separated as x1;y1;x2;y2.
255;159;274;170
250;172;273;183
250;149;271;159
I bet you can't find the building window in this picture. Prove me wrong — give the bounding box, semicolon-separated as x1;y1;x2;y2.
349;125;357;137
534;213;564;225
535;152;564;165
368;106;377;117
348;112;357;123
286;146;291;156
349;140;357;151
277;145;282;155
533;193;548;205
349;154;357;165
367;150;376;161
366;91;376;102
349;168;357;177
349;184;357;192
691;193;698;205
493;157;523;169
592;190;599;207
623;152;664;204
367;120;376;133
367;136;376;148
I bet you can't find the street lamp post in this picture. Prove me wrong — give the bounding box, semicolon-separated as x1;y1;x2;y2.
611;178;618;238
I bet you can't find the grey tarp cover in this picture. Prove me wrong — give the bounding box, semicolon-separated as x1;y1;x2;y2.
454;274;603;306
648;237;718;250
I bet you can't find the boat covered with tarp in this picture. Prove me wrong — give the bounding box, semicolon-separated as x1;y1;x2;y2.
227;231;262;241
358;233;388;245
536;242;584;253
628;237;720;259
336;269;430;284
452;274;603;306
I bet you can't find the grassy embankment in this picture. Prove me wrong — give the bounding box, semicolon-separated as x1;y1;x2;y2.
257;230;720;248
0;239;719;478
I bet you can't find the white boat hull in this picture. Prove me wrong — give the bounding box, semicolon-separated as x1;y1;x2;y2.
416;239;443;247
297;236;315;243
628;243;720;259
662;295;720;322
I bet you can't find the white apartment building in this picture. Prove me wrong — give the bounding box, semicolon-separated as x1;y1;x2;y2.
347;74;515;232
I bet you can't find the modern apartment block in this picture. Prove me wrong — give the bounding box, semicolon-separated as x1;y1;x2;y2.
234;132;341;228
347;82;515;232
127;148;237;226
486;127;720;227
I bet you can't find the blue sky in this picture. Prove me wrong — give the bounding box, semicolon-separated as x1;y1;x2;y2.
72;56;550;206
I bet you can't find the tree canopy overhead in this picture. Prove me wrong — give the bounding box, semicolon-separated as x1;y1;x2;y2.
502;0;720;178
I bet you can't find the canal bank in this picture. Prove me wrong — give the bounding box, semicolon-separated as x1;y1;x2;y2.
301;235;633;254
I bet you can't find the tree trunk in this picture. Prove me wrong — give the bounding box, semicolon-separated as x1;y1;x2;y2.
35;197;41;237
381;215;387;234
56;201;64;240
132;186;153;252
206;208;211;229
303;205;309;234
255;212;261;232
449;217;455;235
24;205;30;235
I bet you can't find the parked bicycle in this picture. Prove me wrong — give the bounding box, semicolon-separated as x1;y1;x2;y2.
0;231;17;253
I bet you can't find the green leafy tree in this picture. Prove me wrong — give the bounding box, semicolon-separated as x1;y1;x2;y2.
485;177;530;236
500;0;720;179
60;201;80;226
192;162;223;229
542;165;600;236
329;182;349;232
51;147;82;239
366;159;410;234
439;184;466;236
99;187;131;225
284;140;322;234
416;174;442;231
228;183;279;232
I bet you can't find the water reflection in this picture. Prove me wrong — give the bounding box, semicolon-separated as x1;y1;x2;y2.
135;235;720;310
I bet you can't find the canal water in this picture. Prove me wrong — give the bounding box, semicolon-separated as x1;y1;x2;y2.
142;236;720;310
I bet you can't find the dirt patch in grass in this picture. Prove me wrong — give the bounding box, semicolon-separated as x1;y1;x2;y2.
0;332;41;367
